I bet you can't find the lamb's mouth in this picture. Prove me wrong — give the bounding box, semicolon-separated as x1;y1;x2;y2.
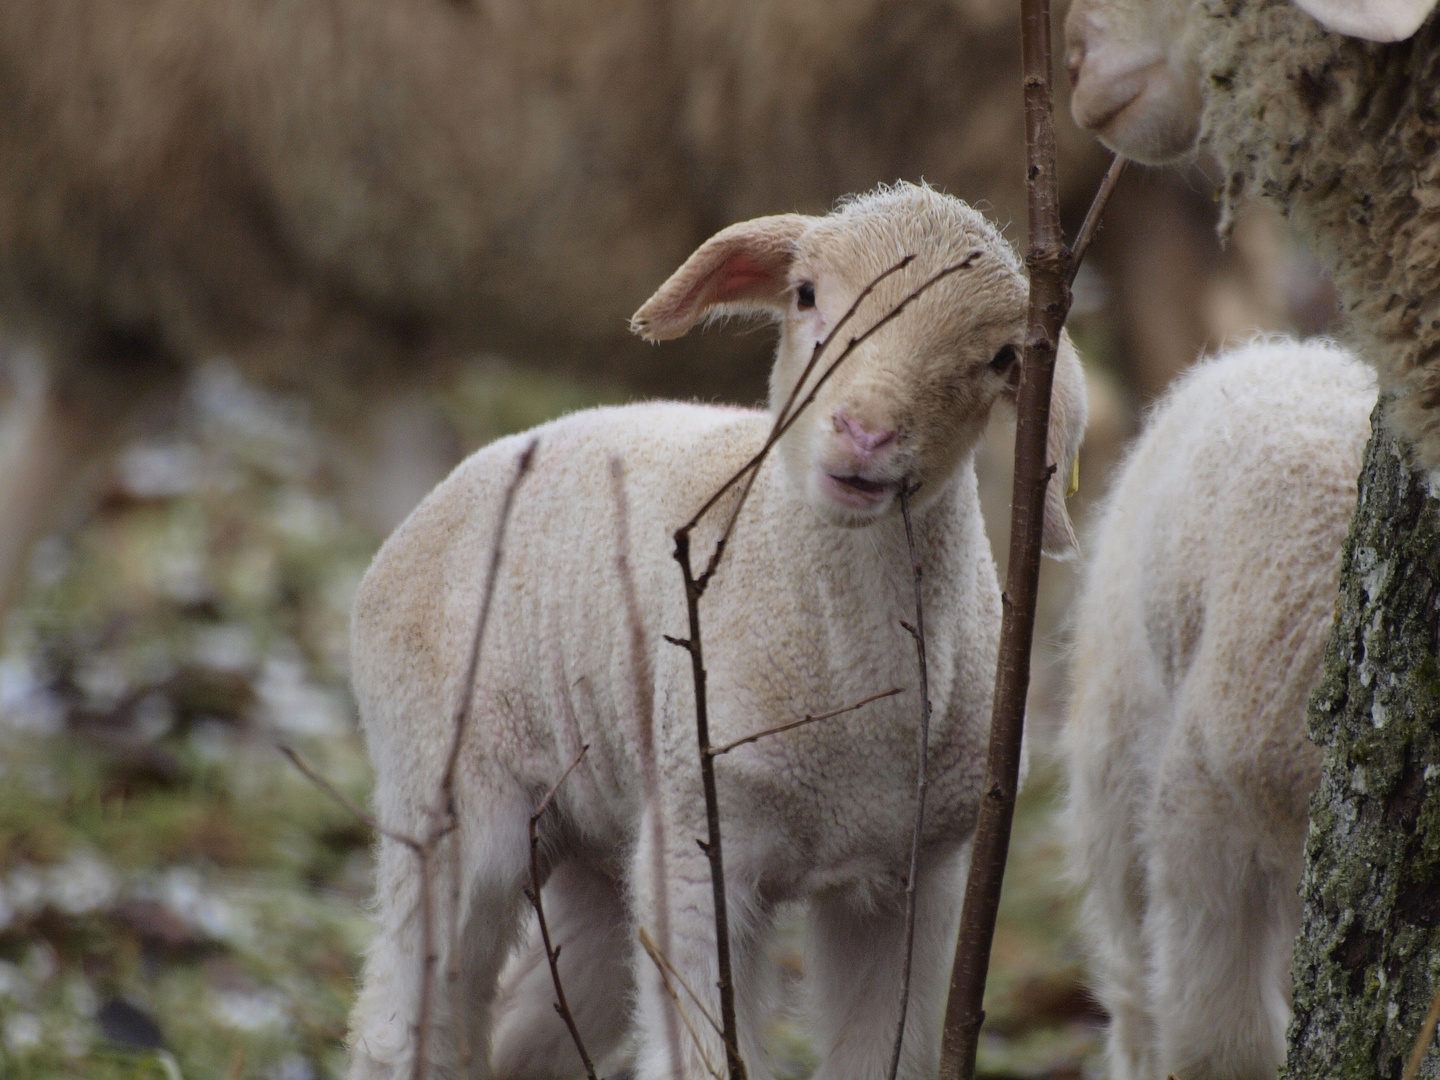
823;472;897;506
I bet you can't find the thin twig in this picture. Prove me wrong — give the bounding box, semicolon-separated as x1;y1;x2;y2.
686;251;984;585
889;481;932;1080
682;255;916;536
439;437;539;804
708;687;904;757
638;926;724;1036
526;745;600;1080
278;744;414;846
438;438;537;1076
639;927;726;1080
1067;155;1129;284
669;529;748;1080
1402;985;1440;1080
611;459;685;1080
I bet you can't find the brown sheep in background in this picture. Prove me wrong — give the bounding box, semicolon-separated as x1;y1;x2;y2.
0;0;1294;620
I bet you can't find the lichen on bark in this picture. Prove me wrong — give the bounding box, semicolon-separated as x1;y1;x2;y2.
1286;407;1440;1080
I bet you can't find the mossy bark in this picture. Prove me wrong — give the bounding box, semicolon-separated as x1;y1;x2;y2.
1285;409;1440;1080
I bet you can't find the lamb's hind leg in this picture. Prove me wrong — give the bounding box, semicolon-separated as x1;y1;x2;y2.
627;806;776;1080
490;858;635;1079
1144;764;1294;1080
348;790;531;1080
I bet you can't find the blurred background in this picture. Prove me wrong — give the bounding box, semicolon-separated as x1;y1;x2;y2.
0;1;1338;1076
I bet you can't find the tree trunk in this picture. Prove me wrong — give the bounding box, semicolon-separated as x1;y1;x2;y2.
1286;407;1440;1080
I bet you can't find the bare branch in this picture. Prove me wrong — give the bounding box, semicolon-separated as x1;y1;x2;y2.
1403;986;1440;1080
938;0;1105;1068
889;482;933;1080
638;927;726;1080
439;437;539;806
708;687;904;757
684;250;985;586
1068;155;1129;286
527;745;600;1080
670;529;748;1080
436;438;537;1074
682;254;916;534
278;743;421;850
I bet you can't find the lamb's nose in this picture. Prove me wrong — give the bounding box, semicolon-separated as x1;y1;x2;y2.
834;411;898;454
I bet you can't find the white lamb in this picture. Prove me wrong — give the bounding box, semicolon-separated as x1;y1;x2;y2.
1064;339;1376;1080
342;182;1087;1080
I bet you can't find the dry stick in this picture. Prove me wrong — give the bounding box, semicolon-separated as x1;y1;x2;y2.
525;745;600;1080
708;687;903;757
667;254;986;1080
638;928;726;1080
936;12;1125;1079
1402;985;1440;1080
889;481;933;1080
437;438;538;1075
638;926;724;1036
684;254;916;551
611;459;685;1080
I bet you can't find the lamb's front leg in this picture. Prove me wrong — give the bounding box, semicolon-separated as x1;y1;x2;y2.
805;845;968;1080
628;805;776;1080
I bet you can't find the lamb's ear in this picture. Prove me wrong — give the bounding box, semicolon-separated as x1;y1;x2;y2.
630;215;810;341
1042;331;1088;560
1290;0;1435;40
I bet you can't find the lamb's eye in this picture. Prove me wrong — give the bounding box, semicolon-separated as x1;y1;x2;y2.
989;344;1019;373
796;282;816;309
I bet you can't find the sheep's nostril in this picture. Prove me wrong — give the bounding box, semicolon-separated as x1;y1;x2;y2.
835;411;899;454
1066;48;1084;89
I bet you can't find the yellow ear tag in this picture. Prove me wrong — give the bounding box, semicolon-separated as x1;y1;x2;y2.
1066;454;1080;498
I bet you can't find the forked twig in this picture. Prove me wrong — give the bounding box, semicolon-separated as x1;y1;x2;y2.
707;687;904;757
639;927;726;1080
526;745;600;1080
1402;986;1440;1080
686;250;983;584
889;482;933;1080
669;252;988;1080
683;255;915;539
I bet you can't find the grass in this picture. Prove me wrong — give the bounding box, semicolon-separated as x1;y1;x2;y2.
0;359;1103;1079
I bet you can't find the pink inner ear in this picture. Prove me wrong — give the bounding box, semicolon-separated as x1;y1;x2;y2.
713;254;777;301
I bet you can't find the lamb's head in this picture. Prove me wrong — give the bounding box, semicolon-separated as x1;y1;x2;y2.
632;183;1087;556
1065;0;1437;163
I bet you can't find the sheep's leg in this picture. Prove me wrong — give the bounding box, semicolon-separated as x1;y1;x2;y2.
1144;773;1294;1080
348;796;531;1080
1064;683;1164;1080
490;857;635;1079
627;810;775;1080
1067;794;1157;1079
804;846;967;1080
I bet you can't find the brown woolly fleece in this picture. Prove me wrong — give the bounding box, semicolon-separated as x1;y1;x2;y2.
1201;1;1440;464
